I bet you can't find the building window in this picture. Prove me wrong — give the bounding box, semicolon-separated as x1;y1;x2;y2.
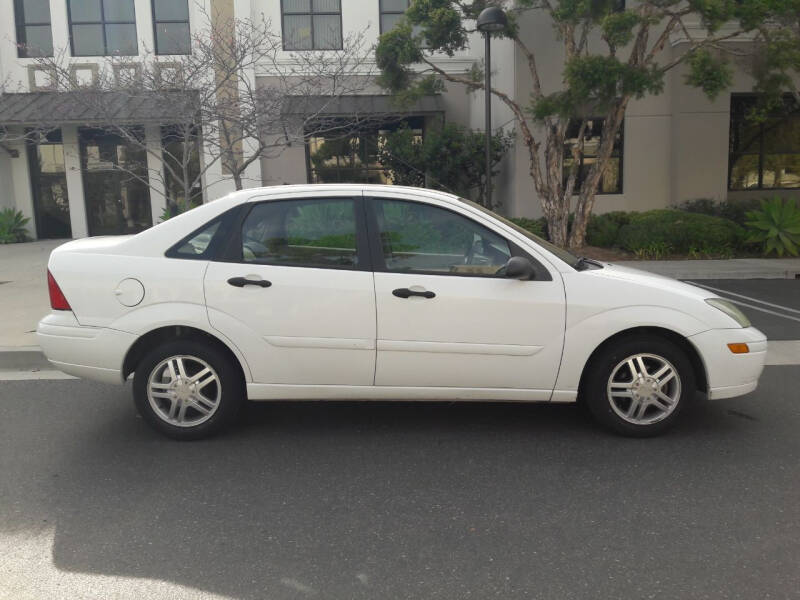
152;0;191;55
68;0;138;56
307;118;423;183
27;129;71;238
729;95;800;190
162;124;202;208
379;0;409;33
14;0;53;57
563;117;623;195
79;128;152;235
282;0;343;50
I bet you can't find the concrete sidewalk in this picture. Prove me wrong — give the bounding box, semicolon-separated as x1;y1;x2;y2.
0;239;798;354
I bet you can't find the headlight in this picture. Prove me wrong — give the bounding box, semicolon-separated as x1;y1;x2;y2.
705;298;751;328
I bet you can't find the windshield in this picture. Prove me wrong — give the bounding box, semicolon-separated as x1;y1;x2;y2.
458;198;581;269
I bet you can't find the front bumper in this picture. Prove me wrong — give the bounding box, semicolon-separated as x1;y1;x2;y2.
688;326;767;400
37;312;136;385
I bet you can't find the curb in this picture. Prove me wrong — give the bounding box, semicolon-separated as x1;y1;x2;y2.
615;264;800;280
0;349;52;371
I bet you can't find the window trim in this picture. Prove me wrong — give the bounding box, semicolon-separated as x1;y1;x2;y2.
562;117;624;196
280;0;344;51
151;0;191;55
728;93;800;191
364;196;552;281
67;0;138;57
14;0;53;58
217;196;373;271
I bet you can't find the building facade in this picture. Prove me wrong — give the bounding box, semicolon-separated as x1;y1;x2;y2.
1;1;797;240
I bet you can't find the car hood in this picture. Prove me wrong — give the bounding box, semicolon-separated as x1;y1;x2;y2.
586;262;712;301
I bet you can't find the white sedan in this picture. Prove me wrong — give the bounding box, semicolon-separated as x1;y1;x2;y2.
37;185;767;439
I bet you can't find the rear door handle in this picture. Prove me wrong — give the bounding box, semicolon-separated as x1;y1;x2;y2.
228;276;271;288
392;288;435;299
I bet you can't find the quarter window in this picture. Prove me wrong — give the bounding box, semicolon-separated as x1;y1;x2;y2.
152;0;191;55
282;0;342;50
68;0;138;56
562;117;623;195
14;0;53;57
241;198;358;268
374;199;511;276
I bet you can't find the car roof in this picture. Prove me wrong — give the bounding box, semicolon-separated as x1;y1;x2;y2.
233;184;461;204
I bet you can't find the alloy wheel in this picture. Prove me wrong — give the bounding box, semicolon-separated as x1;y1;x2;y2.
606;353;682;425
147;355;222;428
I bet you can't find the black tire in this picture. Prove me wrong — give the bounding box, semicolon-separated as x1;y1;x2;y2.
133;339;244;440
583;335;695;437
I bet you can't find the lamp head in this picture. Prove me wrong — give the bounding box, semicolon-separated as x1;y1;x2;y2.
477;6;508;32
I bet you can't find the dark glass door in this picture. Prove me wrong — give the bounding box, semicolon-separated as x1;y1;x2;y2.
79;128;152;236
27;129;72;238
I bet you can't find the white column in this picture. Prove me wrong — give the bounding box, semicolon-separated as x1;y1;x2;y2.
144;125;167;223
8;135;37;239
61;126;89;238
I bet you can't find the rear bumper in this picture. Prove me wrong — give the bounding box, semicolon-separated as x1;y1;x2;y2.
37;312;135;385
688;327;767;400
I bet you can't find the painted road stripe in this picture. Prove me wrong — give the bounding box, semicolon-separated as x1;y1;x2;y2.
0;370;77;381
691;282;800;315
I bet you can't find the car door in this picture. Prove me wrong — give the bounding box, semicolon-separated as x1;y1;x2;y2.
203;193;376;386
368;194;566;397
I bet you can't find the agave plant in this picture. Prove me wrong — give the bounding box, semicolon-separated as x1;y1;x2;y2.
0;208;30;244
745;197;800;257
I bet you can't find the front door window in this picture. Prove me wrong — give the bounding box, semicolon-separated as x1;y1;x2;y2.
79;128;152;236
27;129;71;238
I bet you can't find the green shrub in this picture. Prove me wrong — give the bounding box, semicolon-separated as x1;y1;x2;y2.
617;210;743;256
585;211;632;247
678;197;761;226
508;217;547;239
744;197;800;256
0;208;30;244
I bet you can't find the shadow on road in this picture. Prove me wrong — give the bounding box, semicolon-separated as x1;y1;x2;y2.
1;374;798;599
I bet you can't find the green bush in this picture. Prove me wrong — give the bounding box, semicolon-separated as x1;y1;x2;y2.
744;197;800;256
508;217;547;238
585;211;632;247
0;208;30;244
617;210;744;256
678;197;761;226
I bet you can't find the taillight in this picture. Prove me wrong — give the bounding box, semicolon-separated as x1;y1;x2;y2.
47;270;71;311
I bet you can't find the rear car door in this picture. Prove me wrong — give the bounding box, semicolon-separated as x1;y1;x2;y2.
368;194;566;397
203;193;376;385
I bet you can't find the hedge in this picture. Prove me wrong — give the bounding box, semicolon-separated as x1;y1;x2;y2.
616;210;744;254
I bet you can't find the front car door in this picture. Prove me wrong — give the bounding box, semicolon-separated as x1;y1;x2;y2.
368;193;566;399
203;192;376;387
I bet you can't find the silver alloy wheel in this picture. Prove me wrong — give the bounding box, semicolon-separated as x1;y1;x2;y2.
606;353;682;425
147;355;222;428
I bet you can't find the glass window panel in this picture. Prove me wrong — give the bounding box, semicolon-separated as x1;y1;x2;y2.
22;25;53;56
381;0;409;12
28;133;72;239
176;222;220;256
241;199;358;268
105;24;138;54
283;0;311;13
762;116;800;154
313;14;341;49
762;155;800;189
71;24;104;55
154;0;189;21
23;0;51;23
376;199;511;275
69;0;101;22
283;14;312;49
103;0;135;21
380;13;403;32
729;155;760;190
313;0;340;11
156;22;190;54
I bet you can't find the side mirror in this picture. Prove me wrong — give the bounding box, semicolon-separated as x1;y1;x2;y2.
502;256;536;280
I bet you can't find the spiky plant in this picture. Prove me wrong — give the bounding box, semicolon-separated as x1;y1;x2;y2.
745;198;800;257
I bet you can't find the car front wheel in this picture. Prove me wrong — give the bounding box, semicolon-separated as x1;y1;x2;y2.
584;335;695;437
133;340;243;440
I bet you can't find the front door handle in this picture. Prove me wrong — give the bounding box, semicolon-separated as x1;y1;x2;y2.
228;276;272;288
392;288;435;299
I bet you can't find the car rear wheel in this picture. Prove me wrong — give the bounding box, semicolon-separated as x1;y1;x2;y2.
133;340;243;440
583;335;695;437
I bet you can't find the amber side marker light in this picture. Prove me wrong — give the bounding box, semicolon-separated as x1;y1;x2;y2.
727;343;750;354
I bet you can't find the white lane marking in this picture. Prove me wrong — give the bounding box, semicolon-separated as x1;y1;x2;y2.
0;370;77;381
691;282;800;315
766;341;800;365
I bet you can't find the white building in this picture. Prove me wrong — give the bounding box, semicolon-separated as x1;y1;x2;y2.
1;0;797;240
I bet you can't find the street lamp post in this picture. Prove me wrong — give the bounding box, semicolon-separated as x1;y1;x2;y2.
476;6;507;209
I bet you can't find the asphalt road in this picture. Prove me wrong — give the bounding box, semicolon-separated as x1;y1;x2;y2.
1;369;799;600
686;279;800;340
